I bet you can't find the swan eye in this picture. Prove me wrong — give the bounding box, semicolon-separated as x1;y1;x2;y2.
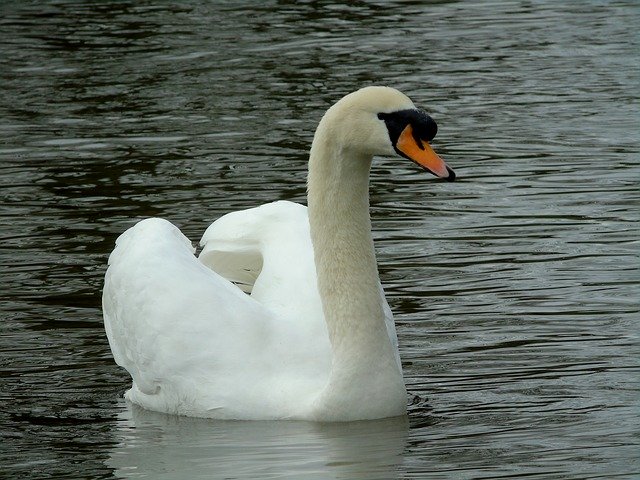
378;109;438;147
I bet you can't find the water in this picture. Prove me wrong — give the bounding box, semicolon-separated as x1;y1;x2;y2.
1;1;638;478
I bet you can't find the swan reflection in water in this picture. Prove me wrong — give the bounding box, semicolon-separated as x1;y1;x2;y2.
107;401;409;480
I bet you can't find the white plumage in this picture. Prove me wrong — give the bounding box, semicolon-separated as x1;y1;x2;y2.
103;86;454;421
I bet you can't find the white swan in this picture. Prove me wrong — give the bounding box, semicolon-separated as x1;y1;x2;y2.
103;86;455;422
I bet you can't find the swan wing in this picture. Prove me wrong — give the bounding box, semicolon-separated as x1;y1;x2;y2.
199;201;326;325
199;200;399;368
103;217;311;418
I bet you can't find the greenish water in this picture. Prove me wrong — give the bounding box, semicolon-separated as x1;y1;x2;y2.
1;1;638;479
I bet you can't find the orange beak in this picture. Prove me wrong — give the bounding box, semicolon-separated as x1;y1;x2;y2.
396;124;455;181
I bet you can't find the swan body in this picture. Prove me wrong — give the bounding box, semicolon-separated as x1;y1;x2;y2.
103;86;455;421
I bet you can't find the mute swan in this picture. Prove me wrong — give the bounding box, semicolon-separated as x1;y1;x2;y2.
103;86;455;421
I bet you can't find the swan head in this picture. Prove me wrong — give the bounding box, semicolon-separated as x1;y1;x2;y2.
318;86;455;181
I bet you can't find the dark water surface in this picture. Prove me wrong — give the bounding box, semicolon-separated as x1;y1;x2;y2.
1;1;639;479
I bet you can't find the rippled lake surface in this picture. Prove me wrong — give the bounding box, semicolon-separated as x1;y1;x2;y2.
1;1;639;478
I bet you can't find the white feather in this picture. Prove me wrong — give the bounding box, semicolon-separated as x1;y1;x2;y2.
103;86;434;421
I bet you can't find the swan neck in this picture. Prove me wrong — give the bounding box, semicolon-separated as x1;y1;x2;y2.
307;131;392;363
